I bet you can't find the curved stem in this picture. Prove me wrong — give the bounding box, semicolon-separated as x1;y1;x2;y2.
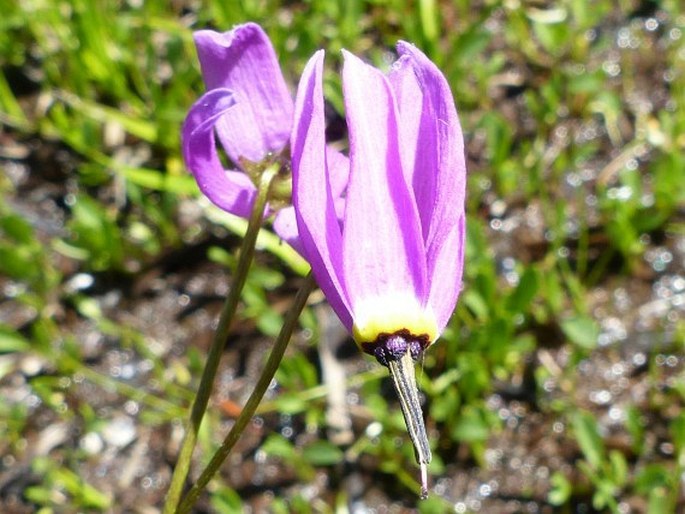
176;273;316;514
163;166;278;514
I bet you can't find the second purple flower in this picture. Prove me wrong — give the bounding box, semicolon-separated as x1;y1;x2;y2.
182;22;293;219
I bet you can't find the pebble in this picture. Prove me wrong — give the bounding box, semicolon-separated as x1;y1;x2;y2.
81;432;105;455
102;416;137;448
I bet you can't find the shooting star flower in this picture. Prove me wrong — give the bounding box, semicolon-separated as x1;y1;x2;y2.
181;22;298;240
291;45;466;497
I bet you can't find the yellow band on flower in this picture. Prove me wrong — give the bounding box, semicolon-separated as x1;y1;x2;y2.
351;293;439;346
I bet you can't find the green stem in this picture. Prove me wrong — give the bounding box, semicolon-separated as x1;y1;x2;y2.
162;166;278;514
176;273;316;514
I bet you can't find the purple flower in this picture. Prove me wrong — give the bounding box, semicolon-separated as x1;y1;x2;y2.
291;45;466;496
181;22;296;229
181;23;351;252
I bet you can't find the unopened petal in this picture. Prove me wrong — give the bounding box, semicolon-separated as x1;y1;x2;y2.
274;148;347;253
194;23;294;166
395;42;467;335
182;88;257;218
326;147;350;221
272;206;303;255
292;51;353;330
341;51;427;327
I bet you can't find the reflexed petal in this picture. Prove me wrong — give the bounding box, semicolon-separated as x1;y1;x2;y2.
194;23;294;165
292;51;353;330
272;206;303;255
341;50;427;314
275;149;347;254
182;88;257;218
394;42;467;333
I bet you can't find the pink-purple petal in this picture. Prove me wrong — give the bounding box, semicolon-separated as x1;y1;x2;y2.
194;23;294;166
325;147;350;221
388;53;425;195
272;206;303;255
182;88;257;219
341;51;427;310
395;42;467;329
292;51;353;330
426;214;466;333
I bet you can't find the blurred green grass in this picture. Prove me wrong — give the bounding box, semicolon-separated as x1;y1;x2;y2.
1;0;685;512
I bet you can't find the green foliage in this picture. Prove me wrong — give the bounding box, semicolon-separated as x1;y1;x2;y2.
209;245;287;337
210;486;244;514
25;456;111;510
560;315;599;350
572;411;628;512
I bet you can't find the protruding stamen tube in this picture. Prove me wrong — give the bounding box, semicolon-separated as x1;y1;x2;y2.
386;347;431;499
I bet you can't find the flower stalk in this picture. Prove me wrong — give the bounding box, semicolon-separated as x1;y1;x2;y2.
162;164;278;514
176;272;316;514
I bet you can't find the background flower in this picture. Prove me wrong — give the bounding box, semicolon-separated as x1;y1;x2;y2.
182;22;293;219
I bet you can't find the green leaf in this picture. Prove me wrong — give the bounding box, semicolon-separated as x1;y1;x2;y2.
205;206;310;275
0;212;35;244
430;386;460;423
0;326;30;353
23;485;54;505
506;266;539;313
572;411;604;470
272;393;308;415
670;412;685;457
261;434;297;461
53;467;111;509
418;494;449;514
625;404;645;455
0;70;30;128
121;166;199;194
0;243;41;281
561;315;599;349
210;486;244;514
56;90;157;142
67;194;124;270
302;440;344;466
451;406;490;442
548;471;572;505
418;0;438;45
257;309;284;337
635;464;673;493
462;290;489;321
647;486;672;514
530;16;570;56
608;449;628;486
